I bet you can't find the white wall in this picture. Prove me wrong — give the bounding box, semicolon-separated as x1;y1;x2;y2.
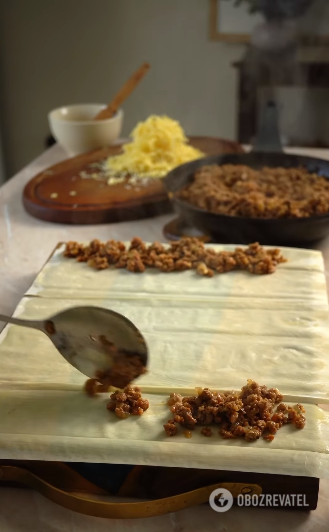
0;0;245;177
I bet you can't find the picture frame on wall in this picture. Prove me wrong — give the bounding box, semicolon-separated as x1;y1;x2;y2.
209;0;329;45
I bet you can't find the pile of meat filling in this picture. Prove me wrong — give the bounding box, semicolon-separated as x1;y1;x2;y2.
64;237;286;276
85;379;149;420
164;380;305;442
177;164;329;219
84;354;146;396
107;386;149;419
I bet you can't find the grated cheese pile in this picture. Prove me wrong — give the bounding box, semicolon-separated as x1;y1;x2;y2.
105;115;204;180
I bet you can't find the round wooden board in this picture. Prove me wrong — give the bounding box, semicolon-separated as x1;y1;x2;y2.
23;136;244;224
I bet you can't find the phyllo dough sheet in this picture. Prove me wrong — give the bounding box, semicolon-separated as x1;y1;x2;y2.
0;243;329;477
27;244;327;301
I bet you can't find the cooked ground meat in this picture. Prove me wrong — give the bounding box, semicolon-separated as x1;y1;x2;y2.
177;164;329;219
201;427;212;437
163;380;305;442
84;354;147;397
64;237;286;276
83;339;147;397
45;320;56;335
84;377;102;396
104;354;147;390
107;386;149;419
163;419;178;437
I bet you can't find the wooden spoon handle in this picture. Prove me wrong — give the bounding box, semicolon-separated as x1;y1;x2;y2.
94;62;150;120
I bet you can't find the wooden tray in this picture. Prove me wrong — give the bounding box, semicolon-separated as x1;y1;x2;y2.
0;243;320;516
23;137;243;225
0;461;318;517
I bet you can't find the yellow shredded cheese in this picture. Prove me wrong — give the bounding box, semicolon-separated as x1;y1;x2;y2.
105;115;204;180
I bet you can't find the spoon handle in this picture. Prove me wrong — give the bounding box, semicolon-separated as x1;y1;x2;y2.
0;314;43;332
94;62;150;120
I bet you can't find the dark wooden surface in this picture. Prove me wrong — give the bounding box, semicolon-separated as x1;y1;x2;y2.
23;136;244;225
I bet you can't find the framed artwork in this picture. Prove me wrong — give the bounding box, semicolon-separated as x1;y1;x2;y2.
209;0;329;44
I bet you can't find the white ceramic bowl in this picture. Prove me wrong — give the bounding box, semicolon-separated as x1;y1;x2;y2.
48;104;124;156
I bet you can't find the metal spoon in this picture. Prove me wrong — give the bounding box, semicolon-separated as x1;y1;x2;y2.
0;306;148;387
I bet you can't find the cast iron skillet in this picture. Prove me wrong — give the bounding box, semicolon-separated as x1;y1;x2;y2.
164;103;329;247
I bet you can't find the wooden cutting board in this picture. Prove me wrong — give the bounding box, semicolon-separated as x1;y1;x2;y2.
23;136;244;224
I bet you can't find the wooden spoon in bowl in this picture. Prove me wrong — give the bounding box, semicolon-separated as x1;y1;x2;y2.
94;62;150;121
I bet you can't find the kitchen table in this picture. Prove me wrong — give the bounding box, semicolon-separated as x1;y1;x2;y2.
0;144;329;532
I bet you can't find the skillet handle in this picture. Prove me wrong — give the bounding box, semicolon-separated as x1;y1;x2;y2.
252;100;283;153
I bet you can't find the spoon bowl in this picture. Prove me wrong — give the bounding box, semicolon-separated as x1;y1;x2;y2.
0;306;148;387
